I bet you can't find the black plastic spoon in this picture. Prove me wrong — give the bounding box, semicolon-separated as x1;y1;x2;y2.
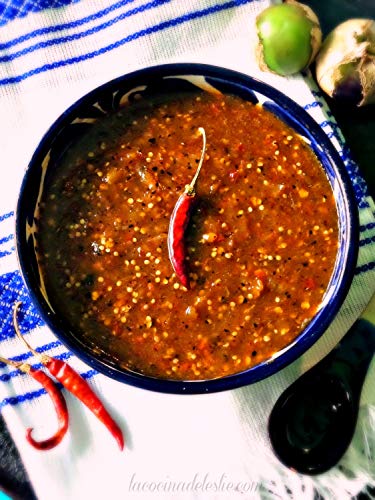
268;292;375;475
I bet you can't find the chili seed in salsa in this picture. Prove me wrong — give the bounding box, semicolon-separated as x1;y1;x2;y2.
37;91;338;380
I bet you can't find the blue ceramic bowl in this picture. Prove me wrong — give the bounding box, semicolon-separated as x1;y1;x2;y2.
16;64;359;394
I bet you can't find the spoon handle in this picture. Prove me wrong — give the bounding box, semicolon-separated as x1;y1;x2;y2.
268;293;375;475
323;319;375;386
317;295;375;387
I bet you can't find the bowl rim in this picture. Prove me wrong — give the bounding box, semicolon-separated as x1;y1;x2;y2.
15;63;359;394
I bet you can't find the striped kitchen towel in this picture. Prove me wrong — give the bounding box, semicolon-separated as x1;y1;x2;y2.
0;1;374;499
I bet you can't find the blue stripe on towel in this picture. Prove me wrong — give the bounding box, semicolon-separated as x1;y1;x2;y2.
0;212;14;223
0;234;14;245
0;0;171;63
0;248;13;259
0;271;44;341
360;222;375;232
359;235;375;247
305;87;372;208
0;341;63;368
19;340;62;355
0;0;257;86
320;120;340;131
0;248;14;257
0;368;98;408
311;89;324;99
0;351;72;383
303;101;323;110
0;0;137;50
0;0;80;27
355;261;375;275
0;387;46;409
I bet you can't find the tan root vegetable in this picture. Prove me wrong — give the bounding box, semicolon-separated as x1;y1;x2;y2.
316;19;375;106
256;0;322;76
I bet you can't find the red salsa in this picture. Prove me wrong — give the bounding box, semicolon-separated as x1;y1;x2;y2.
37;92;338;380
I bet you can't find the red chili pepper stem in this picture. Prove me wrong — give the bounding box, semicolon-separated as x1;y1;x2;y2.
0;355;20;369
13;302;124;451
168;127;206;289
13;302;43;357
184;126;206;197
0;353;69;451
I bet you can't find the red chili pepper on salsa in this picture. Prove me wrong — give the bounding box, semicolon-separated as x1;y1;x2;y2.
168;127;206;289
13;302;124;451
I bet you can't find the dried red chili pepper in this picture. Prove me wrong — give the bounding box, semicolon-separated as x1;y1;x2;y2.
0;354;69;450
13;302;124;451
168;127;206;289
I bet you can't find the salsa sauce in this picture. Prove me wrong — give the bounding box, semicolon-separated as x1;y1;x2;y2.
37;92;338;380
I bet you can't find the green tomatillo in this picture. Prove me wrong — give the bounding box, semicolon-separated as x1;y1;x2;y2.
256;0;322;76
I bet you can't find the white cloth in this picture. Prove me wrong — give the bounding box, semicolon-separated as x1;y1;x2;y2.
0;1;374;499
